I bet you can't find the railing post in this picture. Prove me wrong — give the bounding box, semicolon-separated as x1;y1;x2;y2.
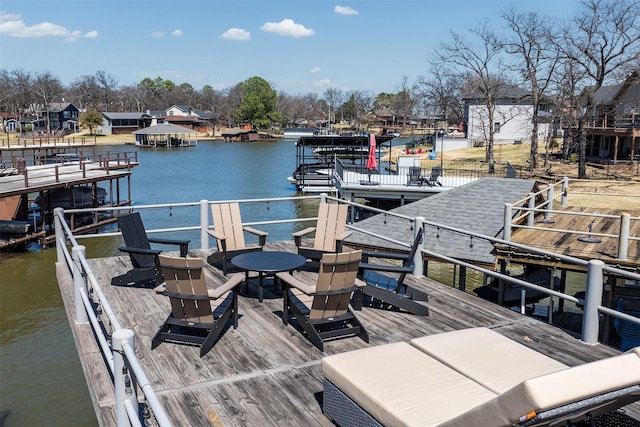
581;259;605;344
618;213;630;260
561;177;569;207
54;207;65;262
320;193;327;204
72;245;89;324
527;192;535;227
503;203;512;241
546;185;554;220
413;216;425;277
200;199;209;250
112;329;139;427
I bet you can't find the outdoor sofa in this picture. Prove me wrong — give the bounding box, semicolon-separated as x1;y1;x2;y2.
322;327;640;426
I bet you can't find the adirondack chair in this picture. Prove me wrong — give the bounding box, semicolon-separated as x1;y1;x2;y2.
292;202;352;269
423;166;443;187
152;254;243;357
406;166;423;186
206;202;268;274
111;212;190;287
356;227;429;316
276;250;369;351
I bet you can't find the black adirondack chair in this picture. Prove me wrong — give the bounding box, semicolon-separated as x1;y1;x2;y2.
111;212;190;287
356;227;429;316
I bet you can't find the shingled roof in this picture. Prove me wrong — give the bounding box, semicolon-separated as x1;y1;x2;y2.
344;177;539;266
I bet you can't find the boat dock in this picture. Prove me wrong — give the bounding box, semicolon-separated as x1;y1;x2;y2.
56;240;640;426
0;148;138;248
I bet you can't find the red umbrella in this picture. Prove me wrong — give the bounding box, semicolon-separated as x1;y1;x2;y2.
367;133;377;171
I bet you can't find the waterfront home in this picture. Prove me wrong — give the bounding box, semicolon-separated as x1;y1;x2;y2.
463;84;553;146
575;70;640;163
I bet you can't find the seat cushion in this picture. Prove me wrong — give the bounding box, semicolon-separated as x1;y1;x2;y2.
444;349;640;426
322;342;496;427
410;327;567;394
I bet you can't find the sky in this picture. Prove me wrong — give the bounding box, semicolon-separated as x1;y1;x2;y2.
0;0;584;96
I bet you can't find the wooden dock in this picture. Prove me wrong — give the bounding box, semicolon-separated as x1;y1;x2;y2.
56;241;640;426
0;154;138;248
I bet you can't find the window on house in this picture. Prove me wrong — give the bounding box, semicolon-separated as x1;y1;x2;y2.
494;122;501;133
168;111;174;115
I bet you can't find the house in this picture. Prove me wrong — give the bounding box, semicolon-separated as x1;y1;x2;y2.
464;85;552;146
1;112;19;132
576;70;640;162
99;112;152;135
221;127;258;142
163;105;214;134
24;103;80;134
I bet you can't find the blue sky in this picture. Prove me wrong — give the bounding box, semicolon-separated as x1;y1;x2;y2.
0;0;583;96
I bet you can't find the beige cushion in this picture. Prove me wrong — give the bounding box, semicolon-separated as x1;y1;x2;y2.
322;342;496;427
410;327;567;394
444;350;640;426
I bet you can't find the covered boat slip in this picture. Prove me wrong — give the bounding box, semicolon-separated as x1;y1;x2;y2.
56;240;640;426
0;154;137;247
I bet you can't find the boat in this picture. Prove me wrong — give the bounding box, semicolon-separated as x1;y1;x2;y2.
283;127;318;139
0;219;32;236
35;186;108;211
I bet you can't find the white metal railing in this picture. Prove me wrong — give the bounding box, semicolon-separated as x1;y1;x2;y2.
325;194;640;345
503;176;639;261
54;208;172;427
55;193;640;425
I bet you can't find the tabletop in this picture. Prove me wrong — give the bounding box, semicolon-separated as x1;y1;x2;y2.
231;251;307;274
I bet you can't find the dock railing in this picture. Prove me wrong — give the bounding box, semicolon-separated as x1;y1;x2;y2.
327;194;640;346
55;194;640;425
335;157;514;186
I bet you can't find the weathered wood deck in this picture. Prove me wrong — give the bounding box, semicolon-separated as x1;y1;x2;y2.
494;206;640;272
56;241;640;426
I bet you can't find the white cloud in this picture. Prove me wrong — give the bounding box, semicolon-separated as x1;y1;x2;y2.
313;79;334;88
221;28;250;41
335;6;359;15
261;18;314;38
151;31;166;38
171;29;183;37
310;66;320;73
0;11;98;41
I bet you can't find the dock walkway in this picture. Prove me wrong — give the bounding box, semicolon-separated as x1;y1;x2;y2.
57;241;640;426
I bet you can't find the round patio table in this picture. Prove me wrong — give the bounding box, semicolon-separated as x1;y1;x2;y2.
231;251;307;302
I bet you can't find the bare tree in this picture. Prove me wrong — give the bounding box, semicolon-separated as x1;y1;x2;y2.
95;70;119;110
392;76;414;128
415;64;465;123
33;70;63;132
560;0;640;177
68;74;100;111
503;9;562;170
436;20;507;172
323;88;343;129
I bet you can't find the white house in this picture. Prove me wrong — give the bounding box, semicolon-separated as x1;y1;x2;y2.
464;85;552;146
